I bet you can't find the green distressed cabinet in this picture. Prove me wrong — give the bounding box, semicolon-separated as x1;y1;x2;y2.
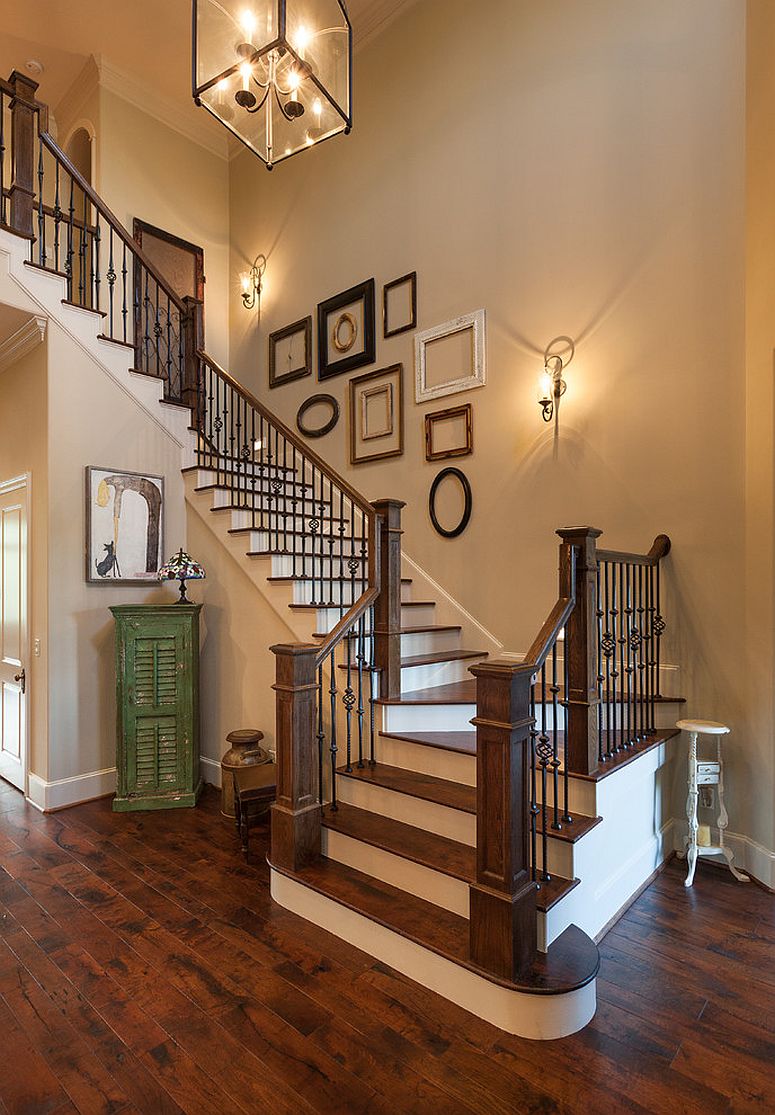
111;604;203;812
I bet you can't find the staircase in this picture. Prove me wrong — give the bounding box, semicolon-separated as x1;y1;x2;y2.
0;69;684;1042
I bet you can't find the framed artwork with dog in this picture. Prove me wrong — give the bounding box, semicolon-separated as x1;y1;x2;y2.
85;467;164;585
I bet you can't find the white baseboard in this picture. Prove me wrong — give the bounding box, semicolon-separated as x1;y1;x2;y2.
27;767;117;812
200;755;222;787
671;819;775;890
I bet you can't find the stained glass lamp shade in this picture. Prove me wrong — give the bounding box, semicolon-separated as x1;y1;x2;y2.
158;548;206;603
192;0;352;169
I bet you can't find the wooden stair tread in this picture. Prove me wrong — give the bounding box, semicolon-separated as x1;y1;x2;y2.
337;649;487;673
380;729;477;754
269;855;598;994
400;600;436;608
322;802;475;882
336;762;476;813
377;679;477;705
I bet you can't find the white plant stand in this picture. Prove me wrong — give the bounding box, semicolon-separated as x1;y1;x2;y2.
677;719;749;888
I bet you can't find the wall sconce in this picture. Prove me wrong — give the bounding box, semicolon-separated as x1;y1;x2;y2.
240;253;266;313
538;337;574;424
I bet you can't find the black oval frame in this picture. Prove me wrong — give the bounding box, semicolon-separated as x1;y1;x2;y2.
428;467;473;538
296;393;340;438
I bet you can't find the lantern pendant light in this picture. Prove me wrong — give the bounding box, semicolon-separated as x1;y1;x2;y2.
192;0;352;169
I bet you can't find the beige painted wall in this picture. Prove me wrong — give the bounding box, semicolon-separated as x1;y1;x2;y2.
225;0;775;851
0;340;49;780
45;320;186;783
95;87;231;367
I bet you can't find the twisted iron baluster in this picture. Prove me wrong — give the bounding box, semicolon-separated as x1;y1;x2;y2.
343;632;354;772
596;563;604;764
106;227;115;338
78;186;86;305
329;649;338;809
538;664;551;882
529;682;539;885
550;643;561;830
53;158;61;272
0;93;5;227
121;241;128;344
561;632;572;824
36;135;45;265
356;614;366;768
317;664;325;804
65;175;74;300
369;604;376;766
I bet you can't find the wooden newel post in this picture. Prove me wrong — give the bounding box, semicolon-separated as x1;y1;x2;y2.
556;526;601;776
181;296;204;416
468;661;538;980
371;499;405;700
8;70;39;240
269;644;322;872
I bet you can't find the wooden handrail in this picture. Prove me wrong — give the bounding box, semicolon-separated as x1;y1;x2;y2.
197;349;380;666
523;545;576;670
38;132;187;314
597;534;671;567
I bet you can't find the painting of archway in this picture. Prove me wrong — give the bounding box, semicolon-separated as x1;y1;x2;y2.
85;467;164;585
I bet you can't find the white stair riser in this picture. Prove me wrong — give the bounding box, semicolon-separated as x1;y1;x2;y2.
239;533;356;557
383;702;476;734
322;828;470;917
400;657;483;692
399;629;460;656
193;465;303;485
290;580;365;605
335;777;476;845
272;554;366;578
376;734;477;786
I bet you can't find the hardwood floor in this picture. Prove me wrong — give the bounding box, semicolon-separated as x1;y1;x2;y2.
0;778;773;1115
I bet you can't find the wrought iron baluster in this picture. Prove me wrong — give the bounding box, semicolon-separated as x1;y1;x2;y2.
655;562;665;698
317;475;326;606
648;563;656;732
309;465;319;606
356;614;366;768
329;649;338;809
529;683;539;885
637;564;646;740
53;158;61;272
165;294;173;397
251;408;258;531
66;174;74;300
625;564;634;746
78;186;87;305
618;562;626;751
153;282;161;383
106;226;116;338
343;632;354;772
142;268;150;373
37;135;45;265
550;643;561;830
561;633;572;823
609;562;619;754
235;394;243;508
317;664;325;804
369;604;376;765
0;92;5;227
121;241;128;343
601;561;613;758
596;563;604;764
538;665;551;882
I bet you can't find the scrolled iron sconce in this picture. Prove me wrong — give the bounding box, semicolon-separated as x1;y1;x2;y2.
538;336;574;424
240;253;267;313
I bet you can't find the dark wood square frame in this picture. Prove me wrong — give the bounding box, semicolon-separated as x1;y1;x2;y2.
424;403;473;461
269;316;313;388
383;271;417;338
349;364;404;465
318;278;376;380
132;218;204;354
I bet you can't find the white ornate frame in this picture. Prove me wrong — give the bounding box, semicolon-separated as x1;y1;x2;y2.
414;309;486;403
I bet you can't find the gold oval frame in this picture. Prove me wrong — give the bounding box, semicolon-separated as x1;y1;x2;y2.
331;311;358;354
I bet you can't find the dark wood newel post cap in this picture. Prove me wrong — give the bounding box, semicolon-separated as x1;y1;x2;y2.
371;498;406;525
555;526;603;541
9;70;39;97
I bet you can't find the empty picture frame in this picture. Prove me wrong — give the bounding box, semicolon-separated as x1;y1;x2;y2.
318;278;376;380
383;271;417;338
349;364;404;465
269;316;312;388
425;403;473;461
415;309;486;403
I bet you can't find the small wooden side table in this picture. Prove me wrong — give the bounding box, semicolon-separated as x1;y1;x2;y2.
677;719;749;888
233;762;277;862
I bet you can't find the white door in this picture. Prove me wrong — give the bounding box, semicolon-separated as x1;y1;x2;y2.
0;477;28;791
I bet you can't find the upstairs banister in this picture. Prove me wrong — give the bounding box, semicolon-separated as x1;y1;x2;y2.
596;534;671;567
37;132;187;314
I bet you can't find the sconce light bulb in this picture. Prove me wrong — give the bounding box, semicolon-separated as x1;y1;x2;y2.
539;369;553;402
240;272;250;293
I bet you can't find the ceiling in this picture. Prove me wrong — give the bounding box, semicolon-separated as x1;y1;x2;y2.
0;1;415;145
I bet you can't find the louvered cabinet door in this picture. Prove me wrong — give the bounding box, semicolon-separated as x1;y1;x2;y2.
111;604;202;811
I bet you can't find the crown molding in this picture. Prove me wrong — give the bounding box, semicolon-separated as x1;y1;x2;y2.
0;315;47;376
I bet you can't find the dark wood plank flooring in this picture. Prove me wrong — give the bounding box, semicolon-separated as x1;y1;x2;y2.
0;778;773;1114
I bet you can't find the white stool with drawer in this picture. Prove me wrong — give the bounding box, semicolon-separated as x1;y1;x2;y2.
677;719;749;888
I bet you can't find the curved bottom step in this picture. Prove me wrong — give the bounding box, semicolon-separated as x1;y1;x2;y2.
269;856;598;1040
